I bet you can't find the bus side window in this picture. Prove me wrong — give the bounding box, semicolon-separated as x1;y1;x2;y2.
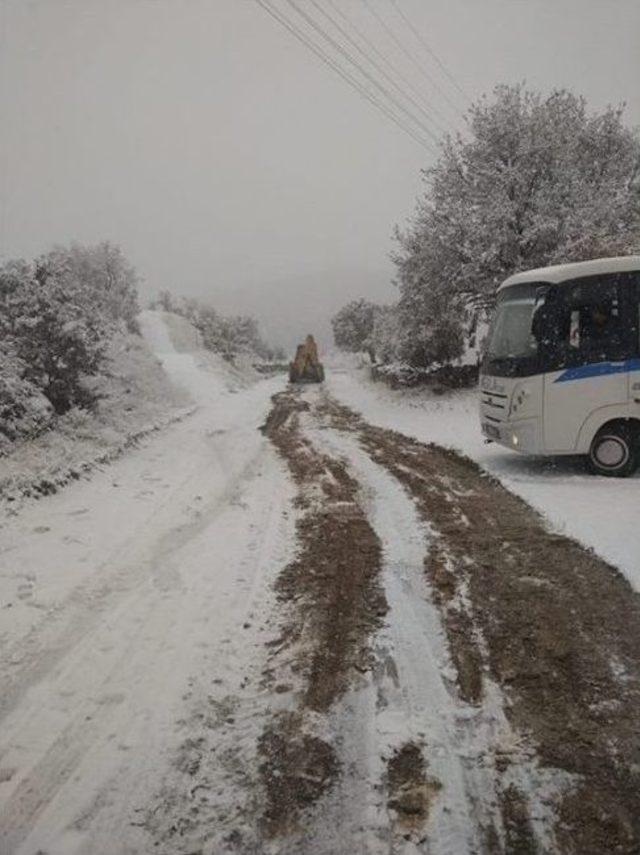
565;276;627;365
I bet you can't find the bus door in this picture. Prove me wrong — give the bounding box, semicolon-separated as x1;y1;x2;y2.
542;274;632;452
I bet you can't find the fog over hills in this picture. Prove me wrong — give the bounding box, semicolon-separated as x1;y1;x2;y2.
151;268;397;353
4;0;638;362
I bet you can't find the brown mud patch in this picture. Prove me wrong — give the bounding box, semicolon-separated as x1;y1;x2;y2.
319;394;640;854
498;784;537;855
258;389;387;835
261;388;387;710
426;542;484;704
258;712;339;838
386;741;442;842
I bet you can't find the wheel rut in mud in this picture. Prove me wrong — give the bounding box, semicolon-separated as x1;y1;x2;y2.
318;393;640;854
142;385;640;854
259;389;387;838
386;741;442;837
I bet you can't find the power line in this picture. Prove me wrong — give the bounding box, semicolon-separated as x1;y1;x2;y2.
389;0;470;107
307;0;450;137
283;0;443;146
324;0;456;133
254;0;439;155
360;0;464;122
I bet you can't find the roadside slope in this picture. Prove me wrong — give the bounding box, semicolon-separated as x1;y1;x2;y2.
0;317;192;509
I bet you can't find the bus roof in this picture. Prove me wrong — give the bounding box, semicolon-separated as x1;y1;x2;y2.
498;255;640;292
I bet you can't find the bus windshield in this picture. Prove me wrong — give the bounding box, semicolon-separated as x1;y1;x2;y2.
483;282;549;376
487;283;540;351
487;298;537;359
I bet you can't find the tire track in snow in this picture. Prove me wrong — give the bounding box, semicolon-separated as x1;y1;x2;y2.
0;438;268;726
302;391;570;853
318;391;640;854
303;418;484;854
0;441;295;855
257;388;387;846
137;449;298;855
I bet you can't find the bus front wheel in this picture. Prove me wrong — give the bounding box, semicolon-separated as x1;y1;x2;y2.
587;423;638;477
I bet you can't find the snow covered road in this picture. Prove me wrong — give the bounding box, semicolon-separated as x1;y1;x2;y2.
2;320;640;854
0;315;293;854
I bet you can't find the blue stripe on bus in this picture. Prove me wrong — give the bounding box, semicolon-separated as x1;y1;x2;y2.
554;358;640;382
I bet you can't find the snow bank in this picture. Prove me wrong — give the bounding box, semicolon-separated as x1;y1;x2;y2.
327;368;640;592
139;310;258;404
0;324;191;509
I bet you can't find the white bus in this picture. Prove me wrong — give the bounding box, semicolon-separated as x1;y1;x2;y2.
480;256;640;476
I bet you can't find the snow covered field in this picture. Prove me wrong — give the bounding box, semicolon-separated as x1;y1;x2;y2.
327;368;640;592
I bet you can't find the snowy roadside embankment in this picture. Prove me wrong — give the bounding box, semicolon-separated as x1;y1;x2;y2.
0;315;194;511
139;309;259;404
326;368;640;591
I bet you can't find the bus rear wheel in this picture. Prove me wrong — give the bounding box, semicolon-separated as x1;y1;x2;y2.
587;423;638;477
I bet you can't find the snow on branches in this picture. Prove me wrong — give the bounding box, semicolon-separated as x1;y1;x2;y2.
150;293;279;363
392;84;640;369
331;299;378;363
0;242;142;447
333;85;640;379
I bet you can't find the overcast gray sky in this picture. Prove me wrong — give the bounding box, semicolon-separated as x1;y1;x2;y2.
2;0;639;346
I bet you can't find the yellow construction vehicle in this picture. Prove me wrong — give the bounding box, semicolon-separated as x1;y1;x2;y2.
289;334;325;383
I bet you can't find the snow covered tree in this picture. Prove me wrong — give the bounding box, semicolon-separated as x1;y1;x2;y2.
0;348;53;448
0;259;108;415
331;299;379;361
38;242;140;332
193;304;227;354
156;293;274;361
176;296;201;325
153;290;177;313
369;304;402;365
201;313;272;361
394;84;640;368
0;242;143;443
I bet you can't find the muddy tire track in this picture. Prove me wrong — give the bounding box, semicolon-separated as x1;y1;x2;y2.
258;711;339;839
259;389;387;838
319;394;640;854
386;741;442;839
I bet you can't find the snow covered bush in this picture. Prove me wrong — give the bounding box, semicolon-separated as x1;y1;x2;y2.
38;242;140;333
222;314;273;360
158;294;275;362
1;262;108;414
0;327;190;502
368;303;402;365
152;290;178;313
331;299;378;362
393;84;640;370
0;241;145;445
0;349;53;451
